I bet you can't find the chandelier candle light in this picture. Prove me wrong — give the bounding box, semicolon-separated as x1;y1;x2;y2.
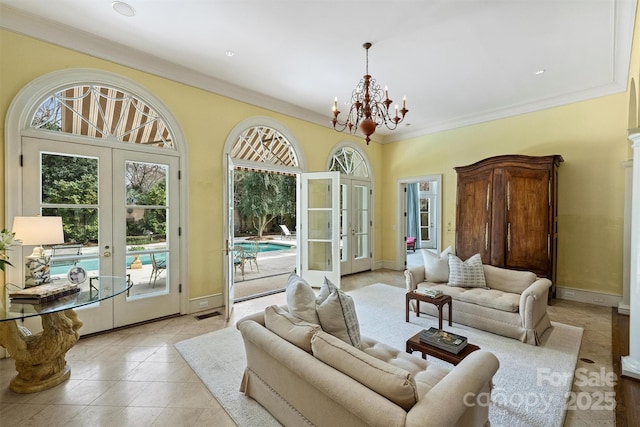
332;42;408;144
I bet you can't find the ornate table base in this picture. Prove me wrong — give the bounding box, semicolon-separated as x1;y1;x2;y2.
0;309;82;393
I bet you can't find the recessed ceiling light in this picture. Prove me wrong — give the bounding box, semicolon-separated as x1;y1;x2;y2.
535;69;546;75
112;1;136;17
225;50;235;57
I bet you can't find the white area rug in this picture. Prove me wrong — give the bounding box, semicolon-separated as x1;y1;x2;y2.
175;283;583;427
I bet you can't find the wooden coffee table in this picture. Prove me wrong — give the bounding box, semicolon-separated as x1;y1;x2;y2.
405;291;452;330
406;331;480;366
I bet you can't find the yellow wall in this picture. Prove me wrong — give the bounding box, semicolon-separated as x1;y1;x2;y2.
0;30;382;300
380;4;640;296
2;6;639;300
381;96;629;294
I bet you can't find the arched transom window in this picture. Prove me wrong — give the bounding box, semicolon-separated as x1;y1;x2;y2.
231;125;298;167
30;84;174;149
329;146;369;177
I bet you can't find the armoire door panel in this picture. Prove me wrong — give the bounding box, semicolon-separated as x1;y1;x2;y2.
505;168;551;274
455;169;493;262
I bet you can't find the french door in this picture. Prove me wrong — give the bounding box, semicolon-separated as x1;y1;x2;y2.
225;154;235;320
300;172;340;287
22;137;180;334
340;179;372;275
421;192;437;250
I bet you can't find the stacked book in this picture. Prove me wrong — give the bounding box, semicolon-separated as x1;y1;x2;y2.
414;288;443;298
9;283;80;304
419;327;468;354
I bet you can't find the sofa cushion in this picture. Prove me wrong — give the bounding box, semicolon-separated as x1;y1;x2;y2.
483;264;537;294
359;336;450;399
264;305;321;353
285;273;320;324
448;253;487;288
316;278;361;348
419;284;520;313
311;331;418;411
421;246;452;283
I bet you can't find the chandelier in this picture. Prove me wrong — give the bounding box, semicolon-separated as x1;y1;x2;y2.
332;42;408;144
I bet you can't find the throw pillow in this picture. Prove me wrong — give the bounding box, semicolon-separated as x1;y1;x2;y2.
316;277;361;348
264;305;321;353
421;246;452;283
285;273;320;324
448;253;487;288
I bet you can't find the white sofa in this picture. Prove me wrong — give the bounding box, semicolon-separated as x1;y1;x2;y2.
237;307;500;427
405;263;552;345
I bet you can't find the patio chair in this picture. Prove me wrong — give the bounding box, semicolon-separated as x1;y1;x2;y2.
149;253;167;287
279;224;295;240
233;247;245;279
50;244;83;271
244;242;259;272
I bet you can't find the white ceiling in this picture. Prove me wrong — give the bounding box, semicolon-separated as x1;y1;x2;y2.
0;0;637;143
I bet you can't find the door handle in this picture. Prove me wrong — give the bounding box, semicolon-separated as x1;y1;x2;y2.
103;245;111;257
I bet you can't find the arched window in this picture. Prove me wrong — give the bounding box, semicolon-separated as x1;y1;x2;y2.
329;146;369;177
30;84;174;149
5;69;186;333
231;125;299;167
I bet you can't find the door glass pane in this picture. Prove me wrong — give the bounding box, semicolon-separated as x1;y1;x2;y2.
340;183;348;262
308;211;332;240
354;184;368;259
308;179;332;209
124;161;169;296
308;241;332;271
41;153;100;282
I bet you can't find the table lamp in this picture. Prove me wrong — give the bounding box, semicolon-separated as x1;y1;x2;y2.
12;216;65;287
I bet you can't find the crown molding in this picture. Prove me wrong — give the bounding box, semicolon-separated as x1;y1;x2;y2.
2;1;636;145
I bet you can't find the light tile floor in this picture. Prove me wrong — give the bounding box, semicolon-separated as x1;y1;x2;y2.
0;269;614;426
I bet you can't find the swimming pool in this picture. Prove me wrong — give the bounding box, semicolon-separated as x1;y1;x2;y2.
234;242;292;253
50;253;166;275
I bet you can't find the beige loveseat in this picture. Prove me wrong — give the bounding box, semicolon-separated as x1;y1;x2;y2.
405;263;552;345
236;308;499;427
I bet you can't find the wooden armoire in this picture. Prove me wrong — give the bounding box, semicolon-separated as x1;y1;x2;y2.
454;155;563;297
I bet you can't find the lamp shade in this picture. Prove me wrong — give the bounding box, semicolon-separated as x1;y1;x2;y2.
12;216;65;246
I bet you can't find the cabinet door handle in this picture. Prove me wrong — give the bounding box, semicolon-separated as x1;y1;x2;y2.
486;183;490;211
485;223;489;251
507;223;511;252
507;181;511;211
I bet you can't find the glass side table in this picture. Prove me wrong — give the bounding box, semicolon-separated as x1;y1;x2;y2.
0;277;131;393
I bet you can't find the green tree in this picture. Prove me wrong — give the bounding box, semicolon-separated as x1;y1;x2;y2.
235;170;296;239
42;154;99;244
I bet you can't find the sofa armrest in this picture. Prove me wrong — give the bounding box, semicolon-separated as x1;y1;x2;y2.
405;350;499;427
404;266;426;291
236;310;266;329
519;278;551;329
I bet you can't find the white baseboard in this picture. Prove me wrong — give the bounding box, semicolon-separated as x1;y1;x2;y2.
188;293;224;314
618;302;630;315
376;260;391;270
380;260;401;270
555;286;622;307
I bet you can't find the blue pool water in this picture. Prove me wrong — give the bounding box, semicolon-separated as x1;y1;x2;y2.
50;253;166;275
234;242;291;252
